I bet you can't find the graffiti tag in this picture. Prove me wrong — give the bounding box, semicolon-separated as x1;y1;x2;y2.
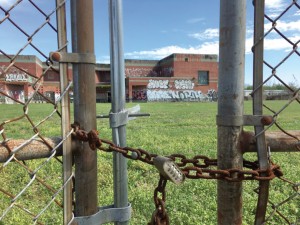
147;80;169;89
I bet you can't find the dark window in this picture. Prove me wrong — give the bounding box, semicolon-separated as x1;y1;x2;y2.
198;71;209;85
185;57;189;62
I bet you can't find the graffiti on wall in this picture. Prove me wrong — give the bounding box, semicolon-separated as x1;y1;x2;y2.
145;79;217;102
174;80;194;90
125;68;158;77
130;79;217;102
5;74;28;82
147;79;169;89
132;89;147;101
147;79;195;90
147;90;207;101
3;90;25;104
0;66;28;82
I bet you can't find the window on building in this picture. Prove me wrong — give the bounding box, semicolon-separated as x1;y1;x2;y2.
198;71;209;85
185;57;189;62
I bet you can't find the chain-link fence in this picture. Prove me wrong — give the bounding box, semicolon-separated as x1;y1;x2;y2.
250;0;300;224
0;0;72;224
0;0;299;225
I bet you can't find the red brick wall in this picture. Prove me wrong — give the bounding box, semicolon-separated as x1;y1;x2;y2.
44;70;60;82
125;59;159;77
0;59;43;99
173;54;218;92
0;61;40;79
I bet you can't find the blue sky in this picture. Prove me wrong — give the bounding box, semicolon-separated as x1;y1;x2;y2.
1;0;300;86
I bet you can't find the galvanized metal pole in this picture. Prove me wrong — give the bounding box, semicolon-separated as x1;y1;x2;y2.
55;1;73;224
72;0;98;217
71;0;79;116
252;1;270;224
217;1;246;224
109;0;129;225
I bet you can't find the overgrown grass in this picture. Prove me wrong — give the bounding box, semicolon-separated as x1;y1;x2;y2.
0;101;299;224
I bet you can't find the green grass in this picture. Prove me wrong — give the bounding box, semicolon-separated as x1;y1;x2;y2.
0;101;299;224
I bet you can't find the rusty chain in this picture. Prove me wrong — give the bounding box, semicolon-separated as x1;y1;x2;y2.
148;175;170;225
71;123;283;182
71;123;285;224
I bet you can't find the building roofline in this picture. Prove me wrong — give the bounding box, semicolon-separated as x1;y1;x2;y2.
0;54;43;66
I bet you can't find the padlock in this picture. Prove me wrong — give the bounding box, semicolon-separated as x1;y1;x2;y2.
153;156;185;185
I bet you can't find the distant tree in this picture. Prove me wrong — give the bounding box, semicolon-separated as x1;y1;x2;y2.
244;82;299;91
244;85;253;90
286;81;299;91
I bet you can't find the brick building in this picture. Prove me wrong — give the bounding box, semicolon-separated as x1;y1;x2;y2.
0;53;218;103
0;55;43;103
126;53;218;101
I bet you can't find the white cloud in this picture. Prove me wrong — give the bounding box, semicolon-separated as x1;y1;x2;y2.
295;10;300;16
265;19;300;32
265;36;300;51
124;31;300;61
124;42;219;60
265;0;285;12
265;0;286;18
189;28;219;40
96;56;110;64
113;8;300;62
0;0;14;7
245;37;254;54
246;35;300;54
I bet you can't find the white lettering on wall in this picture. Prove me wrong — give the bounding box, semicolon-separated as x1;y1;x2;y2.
147;80;169;89
145;79;217;101
147;90;207;101
5;74;28;82
174;80;194;89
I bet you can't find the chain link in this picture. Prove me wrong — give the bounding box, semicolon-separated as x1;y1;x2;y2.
148;175;170;225
71;124;286;224
71;124;283;182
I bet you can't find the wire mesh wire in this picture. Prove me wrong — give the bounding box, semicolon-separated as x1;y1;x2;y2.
1;0;299;225
251;1;300;224
0;1;72;224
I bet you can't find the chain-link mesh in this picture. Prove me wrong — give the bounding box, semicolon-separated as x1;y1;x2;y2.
0;1;72;224
251;1;300;224
1;1;299;225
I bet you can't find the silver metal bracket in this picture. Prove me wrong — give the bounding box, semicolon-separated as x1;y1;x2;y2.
74;204;131;225
49;52;96;64
97;113;150;119
97;105;150;128
109;110;129;128
216;115;273;126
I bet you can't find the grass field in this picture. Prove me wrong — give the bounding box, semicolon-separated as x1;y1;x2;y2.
0;101;299;224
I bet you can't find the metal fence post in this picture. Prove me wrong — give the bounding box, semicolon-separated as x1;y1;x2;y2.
72;0;98;217
56;1;73;224
252;1;270;224
109;0;129;225
217;1;246;224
